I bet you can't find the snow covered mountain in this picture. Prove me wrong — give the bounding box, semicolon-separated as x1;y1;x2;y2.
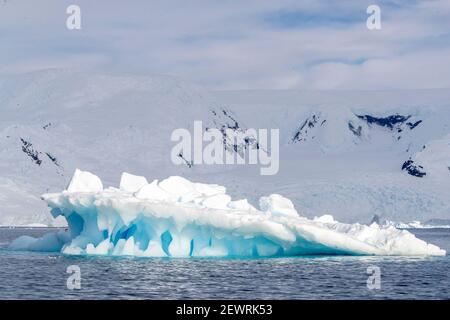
0;69;228;225
1;69;449;226
213;89;450;223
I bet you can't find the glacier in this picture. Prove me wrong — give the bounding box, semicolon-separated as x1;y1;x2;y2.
9;169;445;257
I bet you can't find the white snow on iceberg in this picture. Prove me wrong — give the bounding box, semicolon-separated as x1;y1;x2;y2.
9;170;445;257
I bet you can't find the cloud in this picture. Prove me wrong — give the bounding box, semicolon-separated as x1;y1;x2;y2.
1;0;450;90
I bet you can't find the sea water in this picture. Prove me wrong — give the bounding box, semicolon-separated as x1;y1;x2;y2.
0;227;448;299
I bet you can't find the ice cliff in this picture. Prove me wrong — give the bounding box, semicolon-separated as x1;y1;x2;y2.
9;169;446;257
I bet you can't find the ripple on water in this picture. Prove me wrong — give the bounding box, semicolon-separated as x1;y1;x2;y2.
0;227;448;299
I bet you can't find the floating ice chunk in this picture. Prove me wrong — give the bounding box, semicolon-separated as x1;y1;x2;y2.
120;172;148;193
384;219;450;229
9;231;70;252
259;194;298;217
9;236;41;251
314;215;336;224
66;169;103;192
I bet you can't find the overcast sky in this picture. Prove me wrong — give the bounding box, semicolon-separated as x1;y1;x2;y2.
1;0;450;90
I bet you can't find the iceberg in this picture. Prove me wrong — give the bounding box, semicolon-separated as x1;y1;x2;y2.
384;220;450;229
9;170;445;257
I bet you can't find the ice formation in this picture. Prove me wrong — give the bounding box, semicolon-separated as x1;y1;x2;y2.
384;220;450;229
9;170;445;257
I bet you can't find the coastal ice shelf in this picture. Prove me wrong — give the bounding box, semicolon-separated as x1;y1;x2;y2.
10;169;445;257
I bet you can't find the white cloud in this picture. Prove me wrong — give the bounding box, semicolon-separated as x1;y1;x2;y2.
1;0;450;90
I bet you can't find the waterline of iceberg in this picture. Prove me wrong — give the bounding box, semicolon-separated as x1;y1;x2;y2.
9;169;446;257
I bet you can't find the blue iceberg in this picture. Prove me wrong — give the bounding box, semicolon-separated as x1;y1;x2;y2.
9;169;446;257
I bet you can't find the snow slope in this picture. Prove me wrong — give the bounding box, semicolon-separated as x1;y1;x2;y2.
212;89;450;223
1;69;449;226
0;69;228;225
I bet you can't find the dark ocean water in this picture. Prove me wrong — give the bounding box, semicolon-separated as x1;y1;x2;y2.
0;227;448;299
